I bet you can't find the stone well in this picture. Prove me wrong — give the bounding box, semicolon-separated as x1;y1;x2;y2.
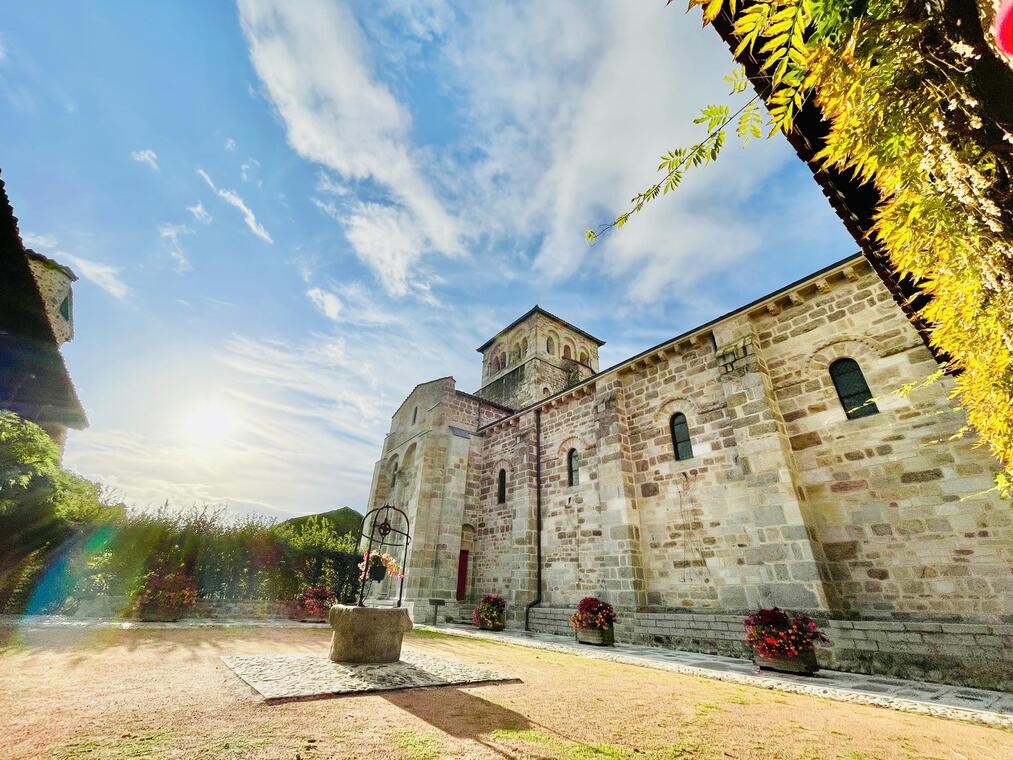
327;604;413;664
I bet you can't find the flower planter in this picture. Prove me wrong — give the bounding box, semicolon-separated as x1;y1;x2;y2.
479;618;505;631
575;624;614;647
754;649;819;675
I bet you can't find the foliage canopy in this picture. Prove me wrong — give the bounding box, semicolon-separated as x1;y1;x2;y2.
588;0;1012;492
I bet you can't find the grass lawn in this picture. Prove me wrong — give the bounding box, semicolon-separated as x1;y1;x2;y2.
0;626;1010;759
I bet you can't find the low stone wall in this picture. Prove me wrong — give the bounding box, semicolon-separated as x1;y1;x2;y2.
826;619;1013;692
64;595;295;621
526;607;1013;691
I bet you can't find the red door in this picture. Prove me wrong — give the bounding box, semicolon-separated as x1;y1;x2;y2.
456;550;469;601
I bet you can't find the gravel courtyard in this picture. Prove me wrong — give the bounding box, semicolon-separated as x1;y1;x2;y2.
1;625;1010;760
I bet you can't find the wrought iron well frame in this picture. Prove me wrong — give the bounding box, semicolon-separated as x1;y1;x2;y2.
356;504;411;608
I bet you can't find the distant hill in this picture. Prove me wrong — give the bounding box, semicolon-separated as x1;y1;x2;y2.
279;507;362;539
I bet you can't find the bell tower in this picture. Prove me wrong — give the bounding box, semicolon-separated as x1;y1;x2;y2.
474;306;604;410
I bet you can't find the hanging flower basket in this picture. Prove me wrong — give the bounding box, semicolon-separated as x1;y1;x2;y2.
570;597;618;647
358;551;403;583
743;608;829;676
368;559;387;582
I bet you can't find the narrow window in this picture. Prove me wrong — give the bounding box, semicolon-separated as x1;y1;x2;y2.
578;351;588;365
546;338;555;355
391;460;399;489
411;406;418;424
59;294;71;321
521;337;528;356
456;549;469;601
830;358;879;419
567;448;580;487
542;387;550;397
563;345;572;360
670;413;693;461
497;468;507;503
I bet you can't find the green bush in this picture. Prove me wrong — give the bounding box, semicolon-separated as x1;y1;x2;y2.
0;412;361;614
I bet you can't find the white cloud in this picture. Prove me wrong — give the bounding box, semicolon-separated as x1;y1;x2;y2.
225;136;237;151
304;281;401;326
0;35;7;63
315;170;349;196
22;231;58;250
310;197;341;221
21;232;130;299
443;4;790;300
61;253;130;299
237;0;461;296
130;148;160;172
159;223;193;272
306;287;343;320
240;157;261;184
342;203;427;297
197;168;273;243
186;201;213;224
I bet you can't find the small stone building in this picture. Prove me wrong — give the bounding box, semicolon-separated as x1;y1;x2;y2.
0;170;86;446
366;253;1012;690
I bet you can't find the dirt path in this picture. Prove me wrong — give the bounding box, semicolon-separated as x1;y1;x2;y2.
0;626;1009;759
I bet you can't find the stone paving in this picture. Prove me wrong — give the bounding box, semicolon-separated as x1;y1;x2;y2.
418;623;1013;730
222;650;510;703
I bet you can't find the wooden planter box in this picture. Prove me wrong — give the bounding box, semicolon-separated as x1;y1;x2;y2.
754;649;819;675
575;624;615;646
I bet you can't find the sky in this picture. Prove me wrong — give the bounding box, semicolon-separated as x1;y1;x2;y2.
0;1;857;521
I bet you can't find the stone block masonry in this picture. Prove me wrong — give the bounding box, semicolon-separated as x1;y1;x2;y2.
365;254;1012;691
528;608;1013;691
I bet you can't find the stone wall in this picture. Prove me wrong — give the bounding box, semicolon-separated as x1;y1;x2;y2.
370;254;1012;690
27;255;73;345
528;607;1013;690
757;266;1011;620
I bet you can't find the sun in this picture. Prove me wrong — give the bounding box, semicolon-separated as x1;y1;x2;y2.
178;402;237;448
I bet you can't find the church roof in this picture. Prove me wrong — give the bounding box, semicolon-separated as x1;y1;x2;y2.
476;305;606;353
0;169;87;430
26;248;78;280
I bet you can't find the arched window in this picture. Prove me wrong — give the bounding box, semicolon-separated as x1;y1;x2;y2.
500;352;507;370
411;406;418;424
542;387;550;397
578;351;588;365
567;448;580;487
497;468;507;503
830;358;879;419
563;345;572;360
391;460;399;489
670;413;693;461
546;337;555;355
521;337;528;356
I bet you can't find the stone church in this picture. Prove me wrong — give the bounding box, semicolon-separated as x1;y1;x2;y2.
365;252;1011;689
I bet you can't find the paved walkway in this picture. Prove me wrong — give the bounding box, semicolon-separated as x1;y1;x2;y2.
0;613;329;630
4;615;1010;728
417;623;1013;729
